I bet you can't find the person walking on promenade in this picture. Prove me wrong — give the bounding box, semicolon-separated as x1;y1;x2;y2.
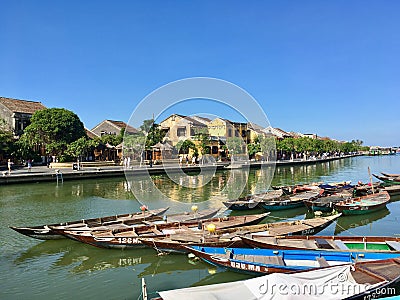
192;156;196;165
185;155;189;166
7;159;13;174
179;155;183;166
27;159;32;172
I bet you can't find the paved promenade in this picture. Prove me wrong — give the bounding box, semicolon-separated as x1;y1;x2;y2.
0;154;361;185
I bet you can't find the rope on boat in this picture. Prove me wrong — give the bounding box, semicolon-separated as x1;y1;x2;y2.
266;215;303;221
151;239;168;256
334;222;359;236
136;291;143;300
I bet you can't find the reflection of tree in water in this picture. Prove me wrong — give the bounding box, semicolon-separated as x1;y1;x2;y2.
271;160;348;186
67;179;135;200
223;169;249;200
129;171;232;203
124;158;371;205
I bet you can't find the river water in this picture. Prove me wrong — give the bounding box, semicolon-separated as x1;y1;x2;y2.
1;155;399;299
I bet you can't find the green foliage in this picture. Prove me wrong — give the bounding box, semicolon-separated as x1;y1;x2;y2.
140;119;154;134
192;128;210;155
122;133;146;156
20;108;86;156
275;136;365;155
247;143;260;157
259;136;276;154
99;133;122;146
277;138;295;152
226;137;246;155
0;119;14;158
143;120;166;149
66;137;98;159
176;140;196;154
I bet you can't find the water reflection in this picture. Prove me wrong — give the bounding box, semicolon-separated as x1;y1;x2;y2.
14;240;207;276
334;208;390;235
3;156;400;300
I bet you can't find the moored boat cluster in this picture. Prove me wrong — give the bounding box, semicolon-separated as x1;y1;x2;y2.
10;171;400;299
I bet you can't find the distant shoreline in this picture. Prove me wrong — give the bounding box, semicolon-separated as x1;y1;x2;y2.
0;154;362;185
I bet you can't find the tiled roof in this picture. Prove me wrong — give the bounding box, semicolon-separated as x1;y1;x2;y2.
161;114;208;127
274;127;292;137
247;122;265;134
85;128;99;139
0;97;46;114
107;120;138;134
191;116;212;124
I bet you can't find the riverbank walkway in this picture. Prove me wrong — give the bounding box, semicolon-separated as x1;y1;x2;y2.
0;154;361;185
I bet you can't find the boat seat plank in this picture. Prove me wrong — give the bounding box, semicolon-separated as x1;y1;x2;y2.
152;228;163;235
315;238;335;249
386;241;400;251
317;257;330;267
303;240;317;249
247;255;285;266
334;240;349;250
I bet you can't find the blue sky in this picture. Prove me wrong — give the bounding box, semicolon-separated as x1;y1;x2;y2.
1;1;399;146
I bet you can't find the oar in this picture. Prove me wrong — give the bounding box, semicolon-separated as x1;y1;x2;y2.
368;166;375;194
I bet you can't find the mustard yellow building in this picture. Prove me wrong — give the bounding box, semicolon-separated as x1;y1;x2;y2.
159;114;210;146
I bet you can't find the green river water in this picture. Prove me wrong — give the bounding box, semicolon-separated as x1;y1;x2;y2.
1;155;400;299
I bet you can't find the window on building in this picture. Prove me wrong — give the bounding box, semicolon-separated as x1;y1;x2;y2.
177;127;186;137
228;128;232;137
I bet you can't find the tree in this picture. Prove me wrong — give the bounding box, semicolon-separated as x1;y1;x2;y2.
0;118;14;159
258;135;276;160
20;108;86;156
139;119;166;149
175;140;196;154
192;128;210;156
99;128;124;146
226;137;246;155
247;142;261;157
66;137;98;160
123;133;146;160
140;119;154;134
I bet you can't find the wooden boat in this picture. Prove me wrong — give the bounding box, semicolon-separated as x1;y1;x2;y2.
384;185;400;196
381;172;400;178
318;182;354;195
241;235;400;252
185;246;400;275
304;192;352;212
139;214;341;254
354;182;382;195
48;208;221;233
222;189;284;210
55;213;270;249
271;183;322;194
373;174;400;185
9;207;169;240
333;191;390;215
258;191;321;211
156;258;400;300
139;235;245;254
